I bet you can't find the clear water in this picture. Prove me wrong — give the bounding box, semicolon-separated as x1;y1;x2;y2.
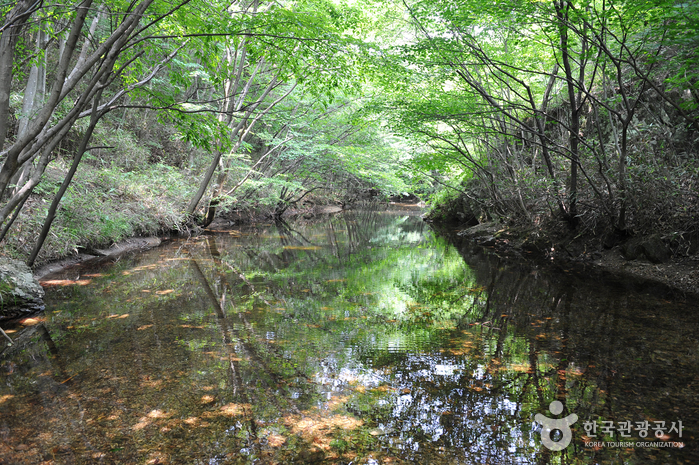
1;206;697;464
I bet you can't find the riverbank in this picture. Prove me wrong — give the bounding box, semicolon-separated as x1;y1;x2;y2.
0;159;200;321
1;161;194;270
0;154;382;321
450;221;699;299
33;236;164;280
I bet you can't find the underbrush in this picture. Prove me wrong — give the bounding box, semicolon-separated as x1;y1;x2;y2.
4;160;196;267
428;159;699;261
425;94;699;260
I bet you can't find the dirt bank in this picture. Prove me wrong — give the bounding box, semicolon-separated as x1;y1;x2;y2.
588;249;699;297
34;236;163;280
452;222;699;299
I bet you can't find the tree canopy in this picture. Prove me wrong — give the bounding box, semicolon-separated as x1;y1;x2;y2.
1;0;697;264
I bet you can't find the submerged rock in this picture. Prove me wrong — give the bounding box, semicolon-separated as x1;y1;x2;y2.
0;258;45;321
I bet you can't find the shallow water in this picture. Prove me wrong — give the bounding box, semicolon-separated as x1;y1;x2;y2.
1;207;697;464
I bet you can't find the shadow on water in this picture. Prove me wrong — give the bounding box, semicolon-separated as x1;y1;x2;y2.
1;206;697;464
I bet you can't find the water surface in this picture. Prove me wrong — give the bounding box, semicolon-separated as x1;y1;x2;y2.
1;207;697;464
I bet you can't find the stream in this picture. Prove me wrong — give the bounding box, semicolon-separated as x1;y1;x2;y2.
1;206;697;464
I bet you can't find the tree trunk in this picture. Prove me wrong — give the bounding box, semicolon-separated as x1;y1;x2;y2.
555;0;581;227
12;26;49;194
0;0;38;152
186;76;283;218
0;0;94;200
0;0;155;201
27;84;107;267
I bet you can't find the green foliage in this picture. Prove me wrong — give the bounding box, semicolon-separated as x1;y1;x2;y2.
91;128;150;170
361;0;699;237
5;0;696;262
3;160;194;264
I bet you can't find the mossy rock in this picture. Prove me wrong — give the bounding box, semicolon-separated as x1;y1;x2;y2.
0;258;45;321
621;235;671;263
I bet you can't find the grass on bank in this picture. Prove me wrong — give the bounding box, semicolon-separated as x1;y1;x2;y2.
4;159;196;267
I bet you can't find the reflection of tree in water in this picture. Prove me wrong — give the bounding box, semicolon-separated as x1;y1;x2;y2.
190;238;316;391
244;206;423;267
358;237;699;464
184;234;395;462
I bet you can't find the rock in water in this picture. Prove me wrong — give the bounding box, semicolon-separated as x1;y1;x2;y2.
0;258;45;321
